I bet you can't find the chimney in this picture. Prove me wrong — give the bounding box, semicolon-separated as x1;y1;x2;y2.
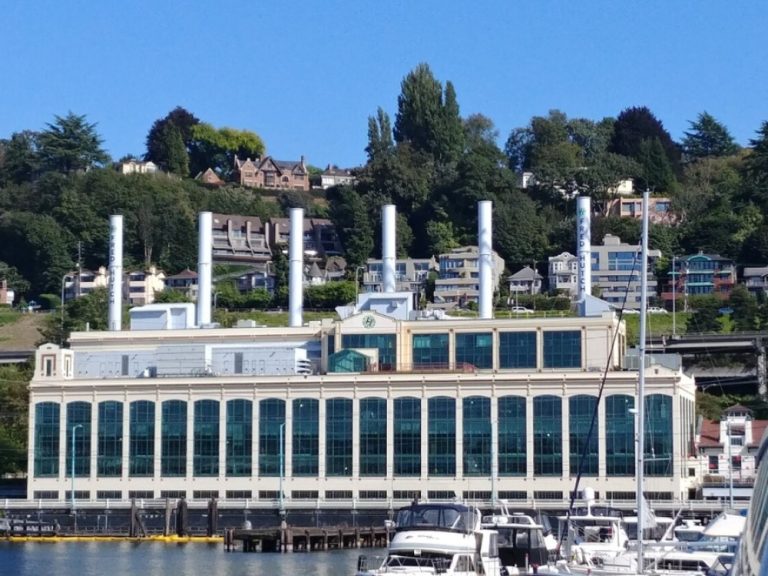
197;212;213;327
576;195;591;304
108;215;123;331
478;201;493;319
382;205;396;293
289;207;304;327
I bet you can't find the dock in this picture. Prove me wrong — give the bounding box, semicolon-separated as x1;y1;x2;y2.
225;525;390;552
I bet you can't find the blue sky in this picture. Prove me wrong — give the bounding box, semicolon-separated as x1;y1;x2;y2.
2;1;766;169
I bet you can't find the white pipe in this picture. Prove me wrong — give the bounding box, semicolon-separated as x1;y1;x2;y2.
478;200;493;319
576;195;592;304
289;208;304;327
108;215;123;331
382;205;396;293
197;212;213;327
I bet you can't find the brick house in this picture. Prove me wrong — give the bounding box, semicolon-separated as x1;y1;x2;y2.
233;156;309;191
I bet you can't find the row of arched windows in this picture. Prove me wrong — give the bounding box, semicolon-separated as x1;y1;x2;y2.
33;394;674;479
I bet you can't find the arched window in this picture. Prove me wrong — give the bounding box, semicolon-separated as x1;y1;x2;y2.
569;395;598;475
292;398;318;476
194;400;219;476
98;401;123;477
34;402;60;477
646;394;673;476
498;396;526;476
606;395;634;476
326;398;352;476
130;400;155;477
360;398;387;476
259;398;285;476
429;396;456;476
534;395;561;476
394;397;421;476
463;396;490;476
226;399;252;477
161;400;187;477
67;401;91;477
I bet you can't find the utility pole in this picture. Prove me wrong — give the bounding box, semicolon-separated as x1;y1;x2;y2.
672;256;676;336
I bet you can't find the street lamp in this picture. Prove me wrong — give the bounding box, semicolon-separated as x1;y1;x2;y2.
71;423;84;514
278;421;286;517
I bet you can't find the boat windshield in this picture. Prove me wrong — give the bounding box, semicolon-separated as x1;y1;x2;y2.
396;504;475;532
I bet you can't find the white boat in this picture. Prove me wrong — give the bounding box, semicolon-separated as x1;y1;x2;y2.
354;502;501;576
731;428;768;575
481;507;559;575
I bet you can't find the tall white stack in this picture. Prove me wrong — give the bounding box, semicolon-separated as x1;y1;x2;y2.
108;215;123;331
382;205;397;293
576;195;592;303
197;211;213;327
289;207;304;327
478;200;493;319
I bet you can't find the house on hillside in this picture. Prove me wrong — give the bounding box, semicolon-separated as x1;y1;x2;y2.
318;165;356;189
507;266;543;297
115;160;159;175
195;168;224;187
211;213;271;264
233;156;309;191
660;251;737;306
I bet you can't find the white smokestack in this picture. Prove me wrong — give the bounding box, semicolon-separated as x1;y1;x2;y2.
382;205;396;293
197;211;213;327
576;195;592;303
478;201;493;319
108;215;123;331
289;207;304;327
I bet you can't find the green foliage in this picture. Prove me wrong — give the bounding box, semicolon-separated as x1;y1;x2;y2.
0;131;40;184
682;112;739;160
729;285;759;331
153;289;191;303
0;363;31;475
327;186;374;268
189;123;265;177
609;106;681;173
686;295;724;333
305;281;356;309
37;112;110;174
145;106;199;174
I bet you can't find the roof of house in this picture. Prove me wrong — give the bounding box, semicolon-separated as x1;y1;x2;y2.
508;266;542;281
699;418;768;449
166;268;198;280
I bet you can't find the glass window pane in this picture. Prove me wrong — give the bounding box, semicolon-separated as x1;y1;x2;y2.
194;400;219;477
569;395;598;475
543;331;581;368
606;395;635;476
498;396;526;476
67;401;91;477
326;398;352;476
463;396;490;476
162;400;187;477
428;397;456;476
646;394;673;477
226;399;252;477
259;399;285;476
456;333;492;369
534;395;562;476
499;332;537;369
292;398;318;476
34;402;60;477
394;397;421;476
360;398;387;476
412;334;449;368
98;401;123;477
130;401;155;477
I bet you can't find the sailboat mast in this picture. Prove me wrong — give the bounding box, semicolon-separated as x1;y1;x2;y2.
637;189;650;571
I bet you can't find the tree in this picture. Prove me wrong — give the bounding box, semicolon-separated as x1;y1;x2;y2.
0;261;31;300
0;131;40;184
145;106;199;172
729;285;759;331
158;123;189;176
609;106;681;173
327;186;374;268
36;112;109;174
636;137;677;192
686;295;722;333
682;112;739;160
188;123;265;177
365;107;394;163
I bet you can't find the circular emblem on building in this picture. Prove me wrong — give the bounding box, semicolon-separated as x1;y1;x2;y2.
362;315;376;329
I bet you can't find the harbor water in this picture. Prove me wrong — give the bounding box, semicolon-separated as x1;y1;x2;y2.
0;541;385;576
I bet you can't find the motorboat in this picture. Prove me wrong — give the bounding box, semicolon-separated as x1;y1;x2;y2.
481;507;559;575
355;502;501;575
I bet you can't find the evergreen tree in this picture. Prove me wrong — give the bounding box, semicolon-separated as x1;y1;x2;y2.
729;284;759;331
682;112;739;159
37;112;109;174
610;106;681;173
145;106;199;171
636;137;677;192
160;123;190;176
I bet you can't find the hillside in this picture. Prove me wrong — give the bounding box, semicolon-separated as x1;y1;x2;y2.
0;312;46;349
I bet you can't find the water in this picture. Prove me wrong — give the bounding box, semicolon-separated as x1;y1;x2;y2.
0;541;386;576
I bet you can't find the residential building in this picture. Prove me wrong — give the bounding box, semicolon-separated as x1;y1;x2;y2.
318;165;356;189
62;267;165;306
507;266;543;297
268;217;343;260
591;234;662;310
211;213;272;264
27;304;698;505
434;246;505;308
195;168;224;187
605;196;676;225
115;160;159;175
743;266;768;296
363;257;438;294
694;405;768;501
548;252;578;295
233;156;309;191
660;252;737;306
164;269;198;301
